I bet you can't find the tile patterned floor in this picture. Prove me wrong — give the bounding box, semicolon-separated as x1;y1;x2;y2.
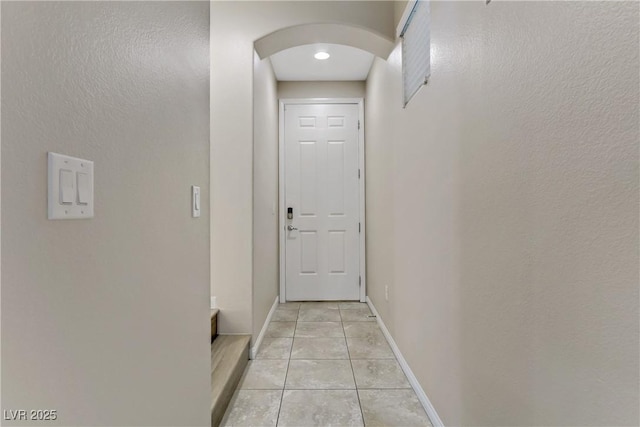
220;302;432;427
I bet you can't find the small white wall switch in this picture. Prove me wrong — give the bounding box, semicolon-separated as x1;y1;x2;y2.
59;169;74;204
48;152;94;220
192;186;201;218
77;172;90;205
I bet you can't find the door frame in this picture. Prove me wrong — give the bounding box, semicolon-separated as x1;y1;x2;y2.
278;98;366;303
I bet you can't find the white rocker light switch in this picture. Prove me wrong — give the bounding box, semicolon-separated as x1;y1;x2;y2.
59;169;74;204
77;172;90;205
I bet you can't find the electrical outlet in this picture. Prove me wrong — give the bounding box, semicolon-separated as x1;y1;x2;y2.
385;285;389;301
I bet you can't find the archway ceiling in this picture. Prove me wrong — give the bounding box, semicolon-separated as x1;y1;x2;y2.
254;23;395;60
270;43;375;81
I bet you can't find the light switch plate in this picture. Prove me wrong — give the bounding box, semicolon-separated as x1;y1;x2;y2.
48;152;94;220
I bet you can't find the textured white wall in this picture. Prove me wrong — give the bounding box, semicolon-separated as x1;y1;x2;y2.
366;1;639;425
210;1;394;334
1;2;211;426
253;52;279;342
278;81;366;100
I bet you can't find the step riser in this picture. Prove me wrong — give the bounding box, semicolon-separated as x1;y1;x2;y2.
211;335;251;427
211;311;218;341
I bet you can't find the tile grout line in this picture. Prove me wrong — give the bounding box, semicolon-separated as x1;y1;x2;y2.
274;387;413;390
341;306;367;427
274;305;298;427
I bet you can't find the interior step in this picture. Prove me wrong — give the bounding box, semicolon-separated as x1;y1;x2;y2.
211;334;251;427
211;308;219;341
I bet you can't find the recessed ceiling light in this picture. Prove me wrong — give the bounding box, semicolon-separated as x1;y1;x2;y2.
314;51;330;60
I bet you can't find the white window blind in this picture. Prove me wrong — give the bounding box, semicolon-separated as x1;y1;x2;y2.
401;0;430;106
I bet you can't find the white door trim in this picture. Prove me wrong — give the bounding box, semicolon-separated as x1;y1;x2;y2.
279;98;366;303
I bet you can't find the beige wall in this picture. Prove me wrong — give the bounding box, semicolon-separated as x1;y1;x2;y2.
210;1;394;334
365;1;639;425
393;0;409;29
1;2;211;426
278;81;366;100
253;52;279;343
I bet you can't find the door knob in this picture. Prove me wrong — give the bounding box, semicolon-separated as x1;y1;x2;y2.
287;225;298;231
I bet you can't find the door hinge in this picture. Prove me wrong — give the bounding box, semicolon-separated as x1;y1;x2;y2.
358;120;360;130
359;276;362;287
359;222;361;233
358;168;361;179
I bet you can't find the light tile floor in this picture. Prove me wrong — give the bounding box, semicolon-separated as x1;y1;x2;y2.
220;302;432;427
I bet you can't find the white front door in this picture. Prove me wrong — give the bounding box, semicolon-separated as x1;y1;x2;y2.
283;103;361;301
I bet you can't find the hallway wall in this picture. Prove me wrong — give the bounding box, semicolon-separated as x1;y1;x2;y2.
1;2;211;426
365;1;639;425
210;1;394;335
253;52;279;343
278;81;366;99
393;1;409;28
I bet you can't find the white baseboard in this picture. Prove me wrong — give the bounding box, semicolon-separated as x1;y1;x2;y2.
251;296;279;359
366;297;445;427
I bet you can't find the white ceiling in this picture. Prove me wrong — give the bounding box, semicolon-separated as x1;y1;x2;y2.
269;43;375;81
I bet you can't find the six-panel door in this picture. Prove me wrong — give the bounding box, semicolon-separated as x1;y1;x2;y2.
284;103;360;301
